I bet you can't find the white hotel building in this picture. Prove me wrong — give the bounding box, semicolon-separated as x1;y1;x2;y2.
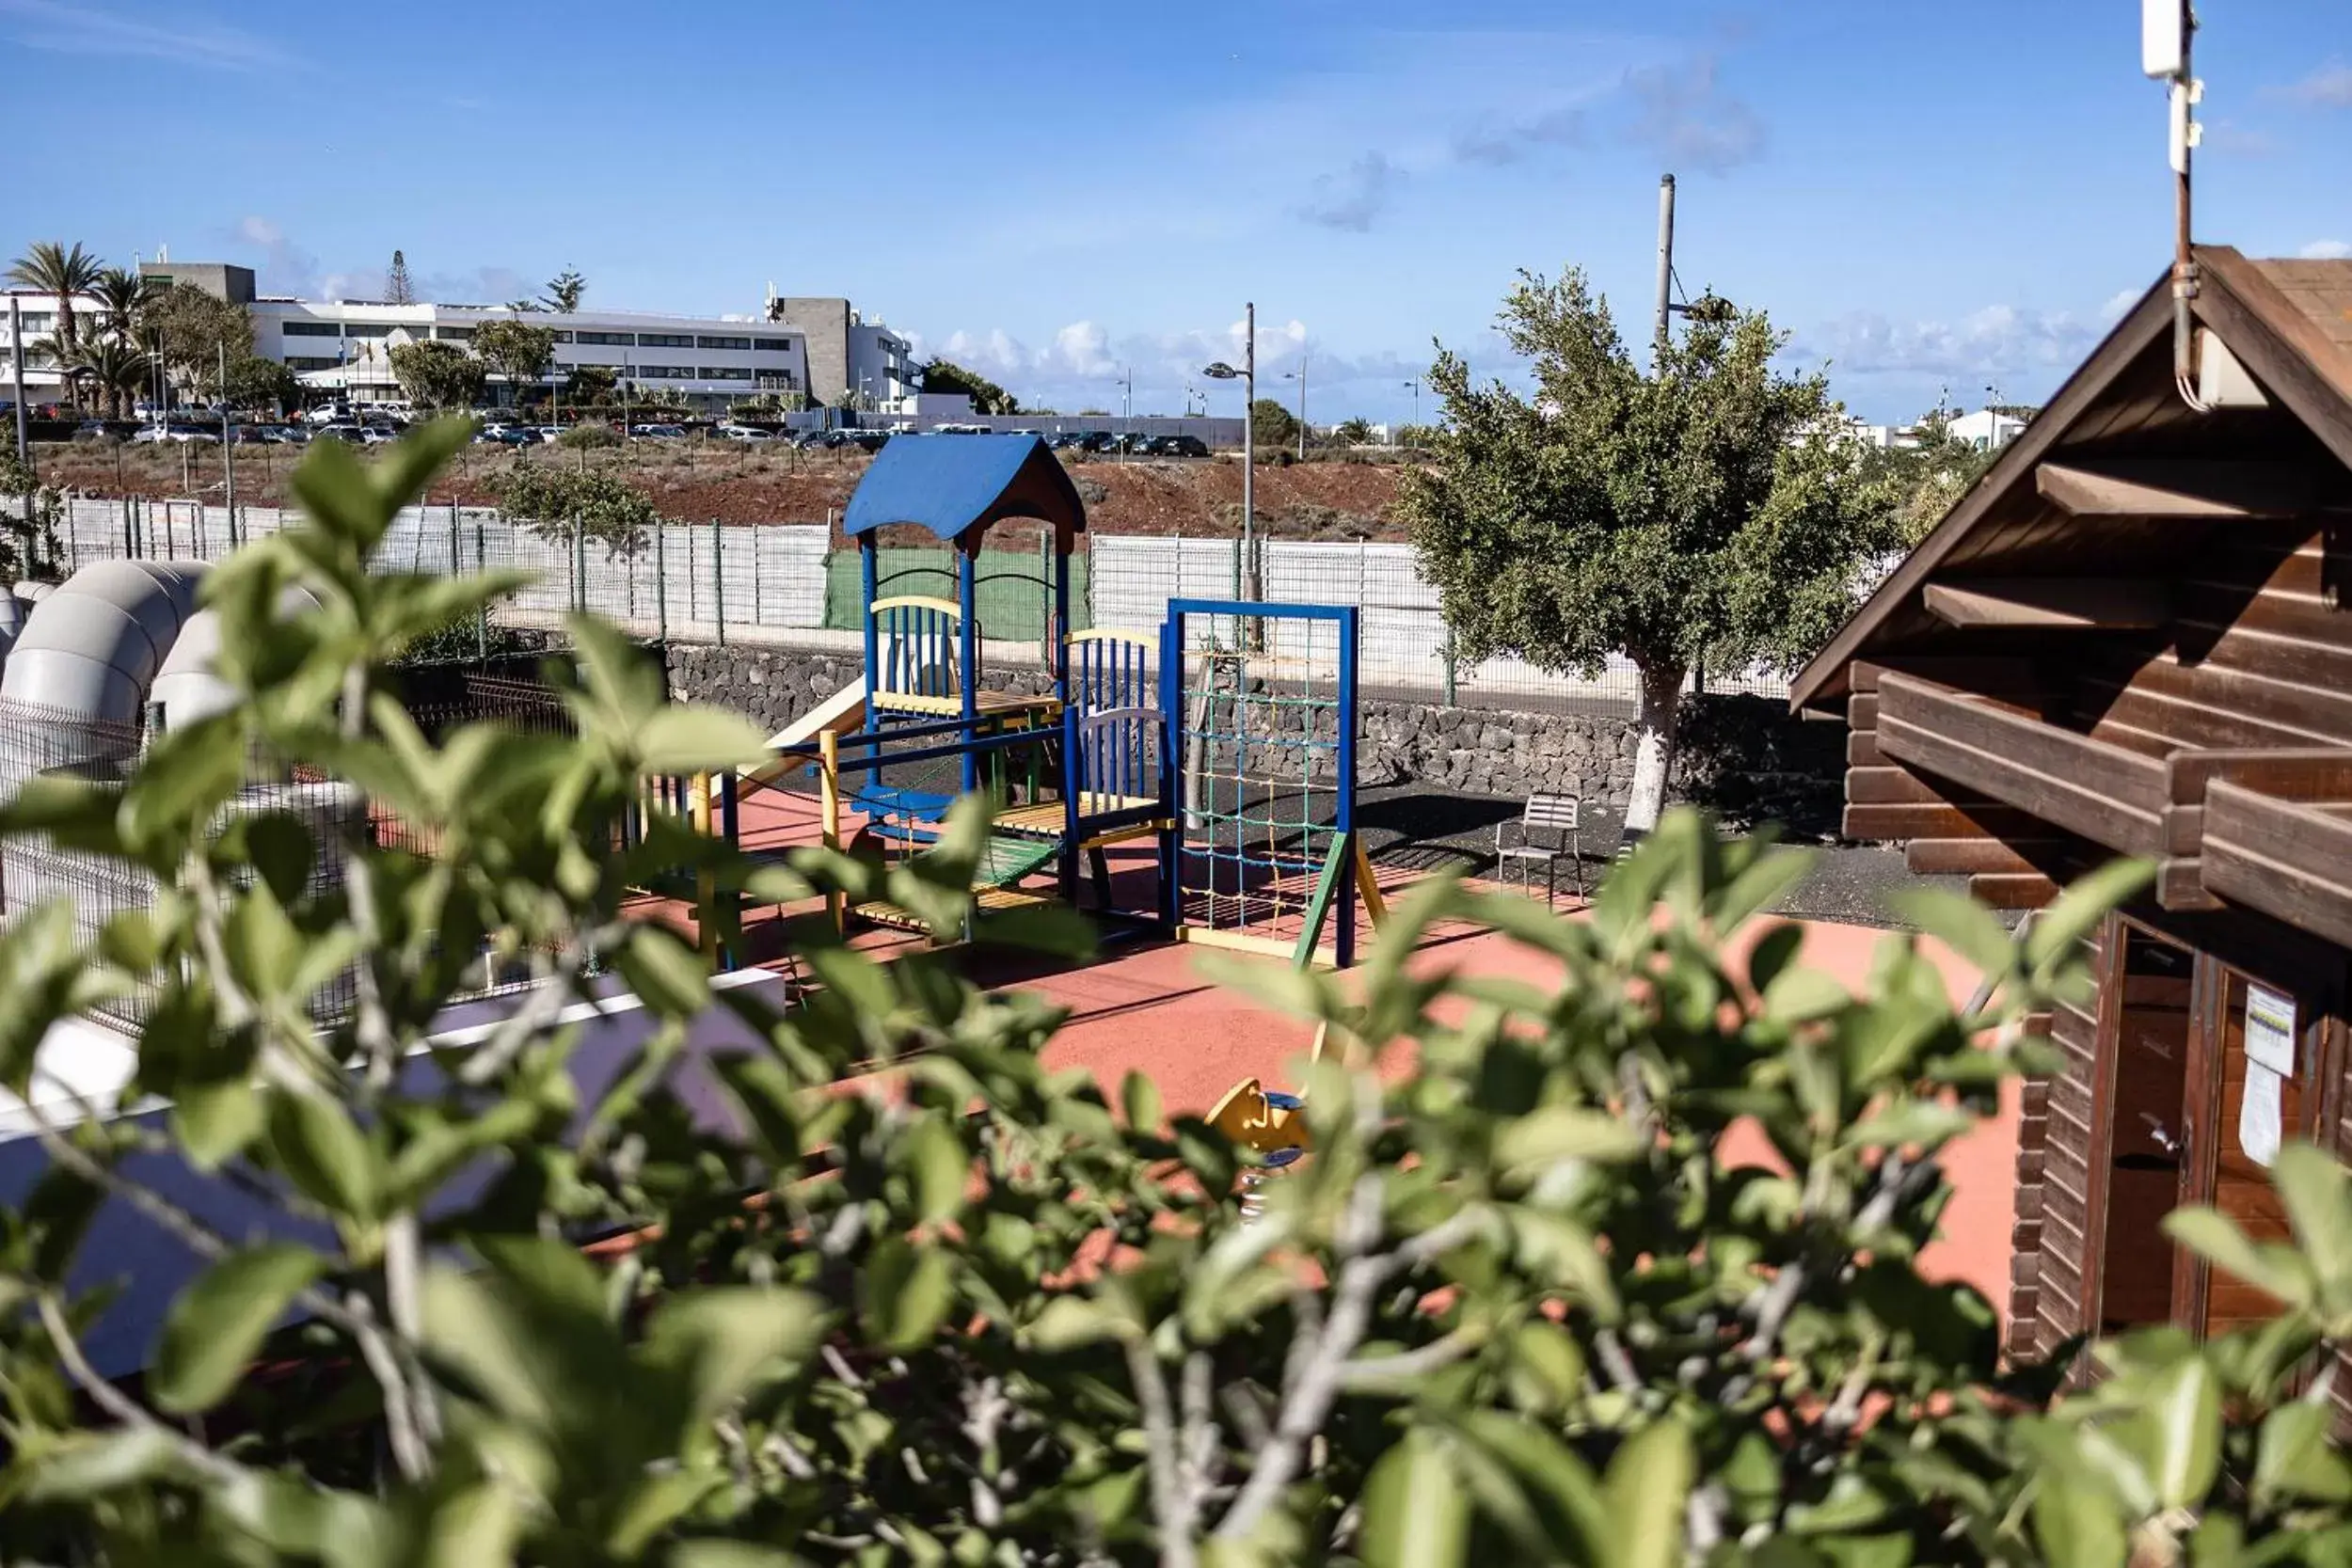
270;300;812;413
3;261;920;417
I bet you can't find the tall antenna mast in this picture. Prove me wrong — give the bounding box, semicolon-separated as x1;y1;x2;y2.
2144;0;2206;409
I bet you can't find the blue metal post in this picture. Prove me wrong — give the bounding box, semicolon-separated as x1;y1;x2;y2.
1157;608;1184;934
958;539;979;796
1053;531;1072;707
1059;705;1082;903
1335;606;1359;970
860;537;880;705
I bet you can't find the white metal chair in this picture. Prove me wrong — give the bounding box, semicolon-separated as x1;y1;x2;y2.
1495;793;1584;904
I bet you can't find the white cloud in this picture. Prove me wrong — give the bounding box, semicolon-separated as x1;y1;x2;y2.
2299;240;2352;261
1295;152;1400;232
1622;52;1766;172
220;218;523;306
1792;303;2100;383
0;0;294;71
1049;321;1118;378
2100;286;2144;322
2278;60;2352;107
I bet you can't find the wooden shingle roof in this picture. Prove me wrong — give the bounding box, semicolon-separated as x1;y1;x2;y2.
1789;247;2352;711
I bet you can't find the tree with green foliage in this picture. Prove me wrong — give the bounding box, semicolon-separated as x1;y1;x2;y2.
1248;396;1299;451
1401;268;1905;842
7;242;102;354
64;337;150;420
387;338;486;412
472;317;559;406
145;283;255;400
8;241;105;411
1334;416;1375;444
1864;410;2002;546
3;426;2352;1564
88;267;161;348
542;267;587;313
498;459;656;557
568;364;618;405
385;249;415;306
921;356;1021;415
0;446;59;576
225;355;301;416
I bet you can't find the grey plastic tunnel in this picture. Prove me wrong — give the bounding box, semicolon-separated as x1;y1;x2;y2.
151;584;324;733
0;561;209;722
0;591;25;672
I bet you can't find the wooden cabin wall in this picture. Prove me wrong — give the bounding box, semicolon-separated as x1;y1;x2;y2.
2010;919;2105;1358
2074;519;2352;755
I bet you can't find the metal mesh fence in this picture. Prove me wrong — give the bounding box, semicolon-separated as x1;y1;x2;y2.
48;497;1795;710
0;675;580;1034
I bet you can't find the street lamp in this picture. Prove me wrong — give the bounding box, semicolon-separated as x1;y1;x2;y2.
1201;300;1257;601
1402;377;1422;440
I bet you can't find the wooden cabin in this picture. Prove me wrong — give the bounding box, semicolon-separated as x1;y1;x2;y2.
1790;248;2352;1389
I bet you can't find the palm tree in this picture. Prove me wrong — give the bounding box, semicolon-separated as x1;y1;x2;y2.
67;338;151;420
88;267;159;346
8;241;105;412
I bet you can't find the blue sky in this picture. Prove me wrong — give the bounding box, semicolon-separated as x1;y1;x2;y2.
5;0;2347;423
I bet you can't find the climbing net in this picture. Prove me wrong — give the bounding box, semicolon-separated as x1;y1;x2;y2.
1171;603;1357;958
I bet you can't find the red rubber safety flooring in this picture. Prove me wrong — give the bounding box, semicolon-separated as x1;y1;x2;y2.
691;782;2021;1317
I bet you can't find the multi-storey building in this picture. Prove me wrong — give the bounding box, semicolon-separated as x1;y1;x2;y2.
0;261;913;417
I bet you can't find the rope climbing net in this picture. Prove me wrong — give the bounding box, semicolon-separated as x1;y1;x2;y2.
1167;602;1359;961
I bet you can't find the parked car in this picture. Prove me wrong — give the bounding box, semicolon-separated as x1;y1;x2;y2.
1077;431;1116;452
1150;434;1211;458
304;404;354;426
131;421;219;445
263;425;310;445
310;423;369;443
532;426;564;444
716;423;773;442
847;430;891;451
629;422;689;439
475;426;538;448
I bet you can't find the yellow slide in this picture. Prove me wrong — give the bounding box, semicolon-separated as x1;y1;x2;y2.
743;678;866;787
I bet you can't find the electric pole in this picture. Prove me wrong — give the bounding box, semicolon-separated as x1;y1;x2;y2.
1654;173;1677;366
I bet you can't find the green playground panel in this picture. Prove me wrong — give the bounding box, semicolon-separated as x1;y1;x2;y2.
822;547;1092;641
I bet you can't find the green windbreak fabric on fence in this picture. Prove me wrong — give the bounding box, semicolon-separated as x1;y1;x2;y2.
821;547;1091;642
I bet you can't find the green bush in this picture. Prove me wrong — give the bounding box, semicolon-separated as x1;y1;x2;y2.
0;420;2347;1564
557;420;621;450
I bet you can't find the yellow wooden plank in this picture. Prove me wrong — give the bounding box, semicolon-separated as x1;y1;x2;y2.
1174;926;1330;964
1080;820;1171;850
870;689;1061;720
1351;840;1388;928
996;792;1159;837
870;594;962;616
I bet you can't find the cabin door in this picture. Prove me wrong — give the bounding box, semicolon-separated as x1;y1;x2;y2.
2090;922;2199;1336
2089;917;2340;1339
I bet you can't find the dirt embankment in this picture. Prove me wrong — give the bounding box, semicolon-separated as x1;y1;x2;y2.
29;442;1420;543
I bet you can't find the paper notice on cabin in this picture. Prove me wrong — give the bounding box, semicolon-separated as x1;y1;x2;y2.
2242;985;2296;1169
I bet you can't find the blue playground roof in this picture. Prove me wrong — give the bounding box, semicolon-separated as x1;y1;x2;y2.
841;434;1089;544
